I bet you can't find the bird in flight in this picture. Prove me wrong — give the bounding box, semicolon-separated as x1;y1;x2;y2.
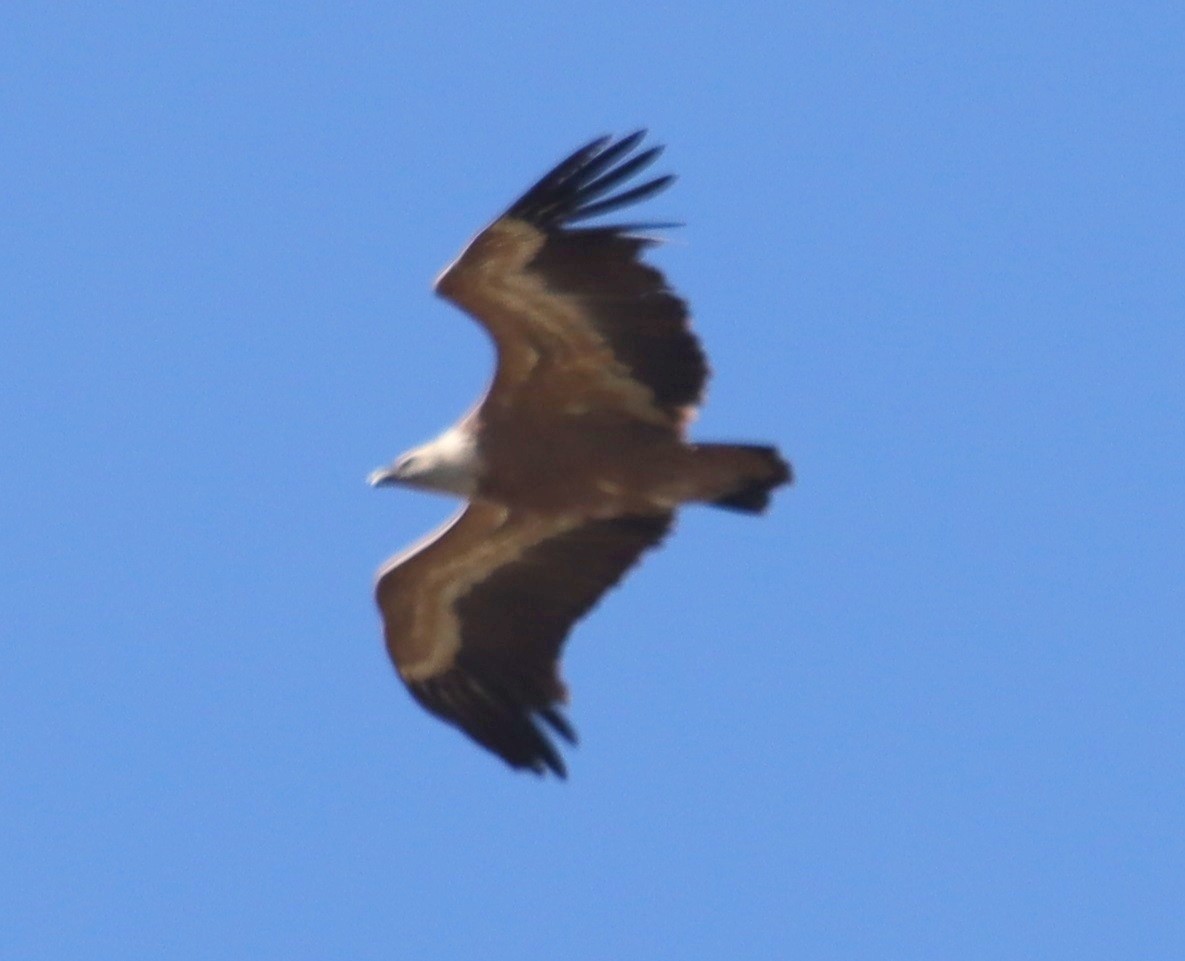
369;132;792;777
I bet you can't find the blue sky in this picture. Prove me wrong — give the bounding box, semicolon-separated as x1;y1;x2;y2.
3;3;1182;958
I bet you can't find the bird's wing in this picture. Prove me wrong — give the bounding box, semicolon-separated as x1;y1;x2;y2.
434;132;708;431
375;501;672;776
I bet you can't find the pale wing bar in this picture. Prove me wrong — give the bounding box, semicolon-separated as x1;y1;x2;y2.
405;512;672;777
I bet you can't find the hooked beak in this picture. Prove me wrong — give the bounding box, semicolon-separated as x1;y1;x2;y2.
368;464;401;487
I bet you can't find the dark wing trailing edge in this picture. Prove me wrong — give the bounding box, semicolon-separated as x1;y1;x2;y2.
388;511;673;778
449;131;707;421
406;669;577;779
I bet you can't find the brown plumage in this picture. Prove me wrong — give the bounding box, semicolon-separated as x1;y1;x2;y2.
370;132;792;776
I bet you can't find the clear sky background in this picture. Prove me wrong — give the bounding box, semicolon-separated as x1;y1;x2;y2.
4;3;1182;959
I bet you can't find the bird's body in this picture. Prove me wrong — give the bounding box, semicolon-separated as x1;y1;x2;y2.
370;133;791;776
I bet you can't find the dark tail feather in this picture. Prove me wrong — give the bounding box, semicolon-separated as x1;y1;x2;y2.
705;444;793;514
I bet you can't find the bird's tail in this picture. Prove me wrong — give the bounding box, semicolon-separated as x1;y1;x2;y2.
689;443;793;514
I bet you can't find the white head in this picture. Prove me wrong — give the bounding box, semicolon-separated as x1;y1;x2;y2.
368;426;480;499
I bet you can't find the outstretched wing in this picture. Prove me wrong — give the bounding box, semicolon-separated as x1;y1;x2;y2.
434;132;708;430
375;502;672;777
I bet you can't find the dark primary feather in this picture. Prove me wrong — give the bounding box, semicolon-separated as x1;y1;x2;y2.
497;132;708;418
408;670;572;777
407;513;672;777
506;131;673;228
